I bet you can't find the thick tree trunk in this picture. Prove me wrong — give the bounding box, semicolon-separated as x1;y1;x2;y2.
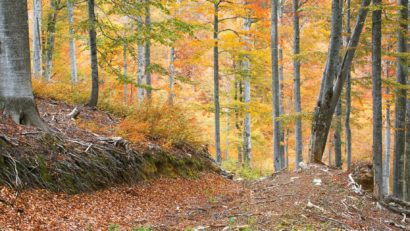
393;0;408;199
136;15;145;105
383;63;391;196
235;75;243;165
123;42;128;104
87;0;99;107
271;0;284;171
403;0;410;202
334;99;342;168
372;0;383;200
33;0;42;78
293;0;303;170
308;0;370;163
243;16;252;166
145;0;152;100
43;0;61;81
0;0;47;129
67;0;78;84
213;2;222;164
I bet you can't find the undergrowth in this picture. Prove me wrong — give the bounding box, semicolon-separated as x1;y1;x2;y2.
222;160;272;180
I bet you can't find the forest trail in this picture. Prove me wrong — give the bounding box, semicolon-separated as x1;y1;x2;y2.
0;165;407;230
0;99;406;230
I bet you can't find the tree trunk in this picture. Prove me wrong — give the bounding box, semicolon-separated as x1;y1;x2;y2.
334;99;342;168
87;0;99;107
67;0;78;84
243;15;252;166
235;73;243;165
33;0;42;78
383;62;391;196
0;0;47;129
308;0;370;163
279;48;286;167
271;0;284;171
136;14;145;105
168;47;175;105
145;0;152;100
372;0;383;200
344;0;352;170
403;0;410;202
293;0;303;170
328;135;333;166
393;0;408;199
123;42;128;104
213;1;222;164
43;0;61;81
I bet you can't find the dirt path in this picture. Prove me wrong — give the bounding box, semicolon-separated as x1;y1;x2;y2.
0;166;406;230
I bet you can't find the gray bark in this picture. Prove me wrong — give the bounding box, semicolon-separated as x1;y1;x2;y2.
308;0;370;163
293;0;303;170
87;0;99;107
243;16;252;166
123;42;128;104
404;0;410;202
334;99;342;168
372;0;383;199
344;0;352;170
145;0;152;100
33;0;42;78
67;0;78;84
0;0;47;129
168;47;175;105
279;48;285;167
43;0;61;81
271;0;283;171
393;0;408;199
383;62;391;196
136;15;145;105
213;1;222;164
235;73;243;165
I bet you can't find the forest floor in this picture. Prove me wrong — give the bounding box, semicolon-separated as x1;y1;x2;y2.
0;98;407;230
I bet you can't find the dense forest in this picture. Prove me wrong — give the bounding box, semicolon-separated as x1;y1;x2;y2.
0;0;410;229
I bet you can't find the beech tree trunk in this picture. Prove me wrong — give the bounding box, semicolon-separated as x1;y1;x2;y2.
393;0;408;199
334;99;342;168
67;0;78;84
0;0;47;129
235;74;243;165
168;47;175;105
403;0;410;202
123;42;128;104
344;0;352;170
372;0;383;199
293;0;303;170
271;0;284;171
383;62;391;196
308;0;370;163
87;0;99;107
243;15;252;166
145;0;152;100
43;0;61;81
136;14;145;105
213;1;222;164
33;0;42;78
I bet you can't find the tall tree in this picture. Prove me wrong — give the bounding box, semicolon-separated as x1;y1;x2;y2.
136;12;145;105
243;14;252;166
292;0;303;170
87;0;99;107
383;62;391;196
145;0;152;100
334;99;342;168
393;0;407;199
213;0;222;164
67;0;78;84
308;0;370;163
372;0;383;199
33;0;42;78
122;42;128;104
168;0;181;105
271;0;284;171
0;0;47;129
43;0;62;81
344;0;352;169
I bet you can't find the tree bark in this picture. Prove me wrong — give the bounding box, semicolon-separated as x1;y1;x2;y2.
383;62;391;196
393;0;407;199
344;0;352;170
136;14;145;105
43;0;61;81
67;0;78;84
87;0;99;107
145;0;152;100
213;1;222;164
292;0;303;170
372;0;383;200
235;72;243;165
33;0;42;78
308;0;370;163
168;47;175;105
123;42;128;104
0;0;47;129
243;15;252;166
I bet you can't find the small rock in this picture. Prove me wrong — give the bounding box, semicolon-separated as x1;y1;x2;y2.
312;178;322;186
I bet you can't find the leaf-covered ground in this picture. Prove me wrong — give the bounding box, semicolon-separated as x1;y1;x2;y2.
0;166;407;230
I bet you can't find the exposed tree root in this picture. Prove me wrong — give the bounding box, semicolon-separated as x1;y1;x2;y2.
381;196;410;215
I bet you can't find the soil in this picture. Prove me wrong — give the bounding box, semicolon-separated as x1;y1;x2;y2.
0;98;407;230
